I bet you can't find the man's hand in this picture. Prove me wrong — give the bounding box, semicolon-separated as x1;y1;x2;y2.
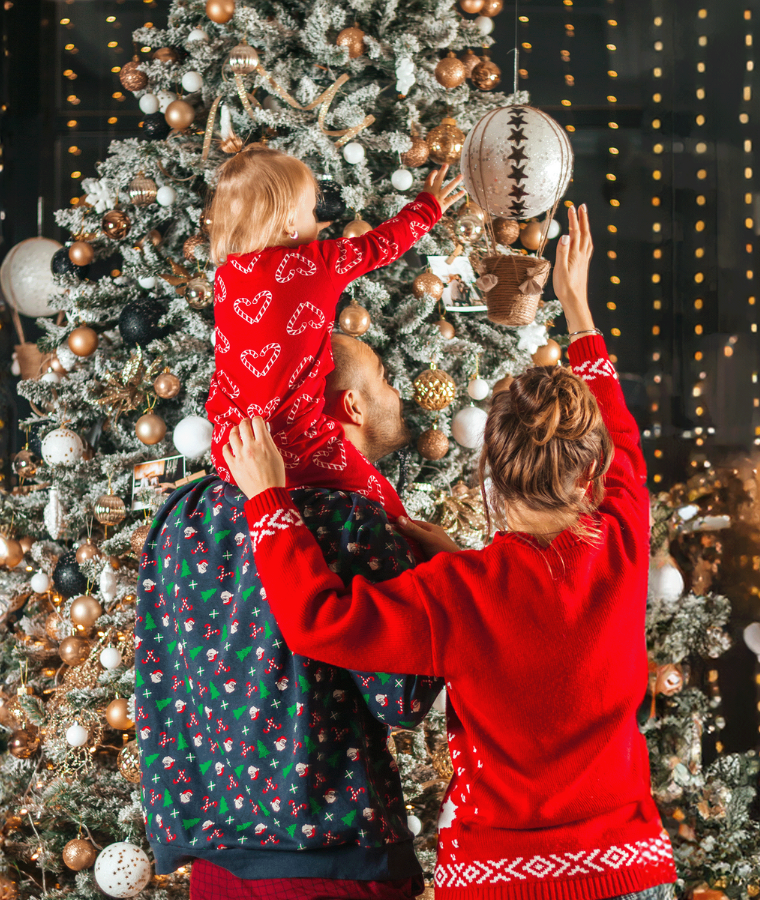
421;164;466;214
222;418;286;500
552;204;597;339
395;517;460;560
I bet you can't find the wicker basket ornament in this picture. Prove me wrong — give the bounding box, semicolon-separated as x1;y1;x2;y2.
480;255;551;326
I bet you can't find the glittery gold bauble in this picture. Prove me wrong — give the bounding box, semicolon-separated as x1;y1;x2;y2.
18;536;34;554
106;698;134;730
471;57;502;91
229;42;259;74
342;217;373;238
119;59;148;92
401;137;430;168
413;365;457;411
59;636;90;667
183;234;207;261
131;524;151;557
128;173;158;207
185;276;214;310
412;272;444;300
70;595;103;631
493;217;520;245
520;221;543;251
417;428;449;460
493;374;514;393
165;99;195;131
336;26;366;59
339;301;371;337
0;873;18;900
0;538;23;569
154;370;181;399
75;540;99;564
63;838;98;871
118;740;142;783
68;325;98;357
3;689;33;730
94;493;126;526
68;241;95;267
437;318;455;339
431;744;454;779
153;46;180;64
459;0;484;11
12;449;38;479
206;0;235;24
8;728;39;759
135;412;167;446
480;0;503;15
427;117;465;165
45;612;70;643
435;52;467;89
101;210;131;240
531;339;562;367
460;48;481;77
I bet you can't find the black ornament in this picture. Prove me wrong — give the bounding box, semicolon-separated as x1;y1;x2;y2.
315;180;347;222
53;550;87;598
118;298;166;347
141;112;171;142
51;247;89;280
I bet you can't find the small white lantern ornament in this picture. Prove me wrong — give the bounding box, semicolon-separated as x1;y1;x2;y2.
41;428;84;467
156;185;177;207
94;842;152;898
391;168;413;191
99;563;117;604
138;93;159;115
452;406;488;449
44;487;65;539
343;142;365;165
173;415;213;459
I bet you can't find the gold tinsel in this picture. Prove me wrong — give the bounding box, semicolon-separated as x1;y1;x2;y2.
431;744;454;781
94;348;163;425
433;482;489;545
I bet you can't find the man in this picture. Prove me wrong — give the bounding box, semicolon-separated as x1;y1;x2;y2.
136;334;443;899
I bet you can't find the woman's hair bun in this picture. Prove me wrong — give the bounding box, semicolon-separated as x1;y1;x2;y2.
509;365;599;446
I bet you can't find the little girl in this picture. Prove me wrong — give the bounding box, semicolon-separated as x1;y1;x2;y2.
206;144;463;520
223;206;678;900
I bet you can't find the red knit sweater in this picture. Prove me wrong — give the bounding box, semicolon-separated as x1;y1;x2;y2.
244;335;676;900
206;192;441;520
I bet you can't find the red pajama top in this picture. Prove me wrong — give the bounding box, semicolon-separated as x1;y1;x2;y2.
243;335;676;900
206;192;442;521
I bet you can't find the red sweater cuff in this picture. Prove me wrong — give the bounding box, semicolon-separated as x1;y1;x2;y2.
413;191;442;220
567;334;610;367
244;487;297;528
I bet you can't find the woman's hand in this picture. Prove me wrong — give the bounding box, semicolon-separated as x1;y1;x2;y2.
395;517;460;560
552;204;597;339
222;418;286;500
421;164;466;214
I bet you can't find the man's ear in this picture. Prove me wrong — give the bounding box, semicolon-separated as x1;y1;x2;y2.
338;388;364;426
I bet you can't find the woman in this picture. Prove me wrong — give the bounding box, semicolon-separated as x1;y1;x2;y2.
223;206;677;900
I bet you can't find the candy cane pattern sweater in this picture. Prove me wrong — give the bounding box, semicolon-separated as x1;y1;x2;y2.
243;335;677;900
206;192;442;521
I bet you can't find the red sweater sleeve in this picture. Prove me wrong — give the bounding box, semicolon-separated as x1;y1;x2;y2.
316;192;441;294
244;488;441;676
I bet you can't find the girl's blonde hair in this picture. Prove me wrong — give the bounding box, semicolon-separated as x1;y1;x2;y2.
209;144;318;264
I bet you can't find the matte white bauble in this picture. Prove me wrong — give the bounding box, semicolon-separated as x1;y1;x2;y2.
41;371;62;384
546;218;561;240
467;377;489;401
648;561;684;603
743;622;760;657
156;90;177;113
30;572;50;594
156;185;177;207
137;275;157;290
452;406;488;449
56;342;78;371
342;142;365;165
173;415;213;459
181;71;203;93
66;723;89;747
100;647;123;670
94;842;152;898
407;815;422;836
0;237;63;317
391;168;413;191
432;688;446;713
187;28;209;43
41;428;84;466
138;93;159;115
475;15;495;34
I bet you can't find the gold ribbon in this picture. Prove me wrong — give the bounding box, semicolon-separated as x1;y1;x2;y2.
202;95;223;161
234;72;261;120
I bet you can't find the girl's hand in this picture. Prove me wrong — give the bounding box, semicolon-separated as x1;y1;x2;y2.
552;204;596;338
222;418;286;500
395;517;460;559
421;165;466;214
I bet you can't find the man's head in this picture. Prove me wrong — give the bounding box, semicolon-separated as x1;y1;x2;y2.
325;334;410;463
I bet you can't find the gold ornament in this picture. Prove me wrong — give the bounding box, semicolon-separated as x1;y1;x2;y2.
417;428;449;460
413;364;457;411
339;300;371;337
401;136;430;168
493;374;514;393
102;210;131;240
206;0;235;24
520;221;543;251
165;99;195;131
434;481;489;545
119;59;148;92
118;740;142;783
343;216;373;238
12;449;38;479
0;696;13;728
70;595;103;631
8;728;40;759
0;538;23;569
183;234;207;262
2;687;34;730
153;46;180;64
427;117;465;165
106;698;134;730
18;536;34;554
480;0;503;15
459;0;484;12
135;412;167;445
62;838;98;871
336;25;366;59
531;339;562;367
229;42;259;75
437;317;455;339
460;49;481;78
94;493;126;526
48;353;67;375
154;370;181;399
131;523;151;557
431;744;454;779
59;636;91;667
68;241;95;267
136;229;163;250
493;218;520;245
45;612;70;643
435;53;467;90
412;272;444;300
95;348;163;425
128;173;158;207
185;275;214;310
471;56;502;91
454;212;483;244
75;540;100;564
68;325;99;357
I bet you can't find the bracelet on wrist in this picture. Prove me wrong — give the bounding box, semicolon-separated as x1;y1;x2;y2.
568;328;602;337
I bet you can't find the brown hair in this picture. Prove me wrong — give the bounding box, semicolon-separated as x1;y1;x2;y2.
478;365;614;538
209;144;318;264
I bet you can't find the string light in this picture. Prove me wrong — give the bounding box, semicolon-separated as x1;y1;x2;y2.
605;0;620;365
560;0;576;126
742;9;757;443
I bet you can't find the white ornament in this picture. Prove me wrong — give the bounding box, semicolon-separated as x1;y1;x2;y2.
395;56;416;95
99;564;117;604
220;104;233;140
744;622;760;658
137;275;157;290
677;504;699;521
66;723;89;747
173;415;213;459
546;218;561;240
342;142;365;165
186;28;209;43
452;406;488;449
467;377;489;401
10;356;20;376
432;688;446;713
181;71;203;93
156;185;177;207
30;572;50;594
100;647;123;670
43;487;65;540
391;168;413;191
41;428;83;466
138;93;159;115
82;177;117;214
648;560;684;604
41;371;62;384
0;237;63;317
56;342;78;371
462;105;574;219
156;90;177;113
407;815;422;836
516;322;547;355
94;842;152;899
475;15;495;34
